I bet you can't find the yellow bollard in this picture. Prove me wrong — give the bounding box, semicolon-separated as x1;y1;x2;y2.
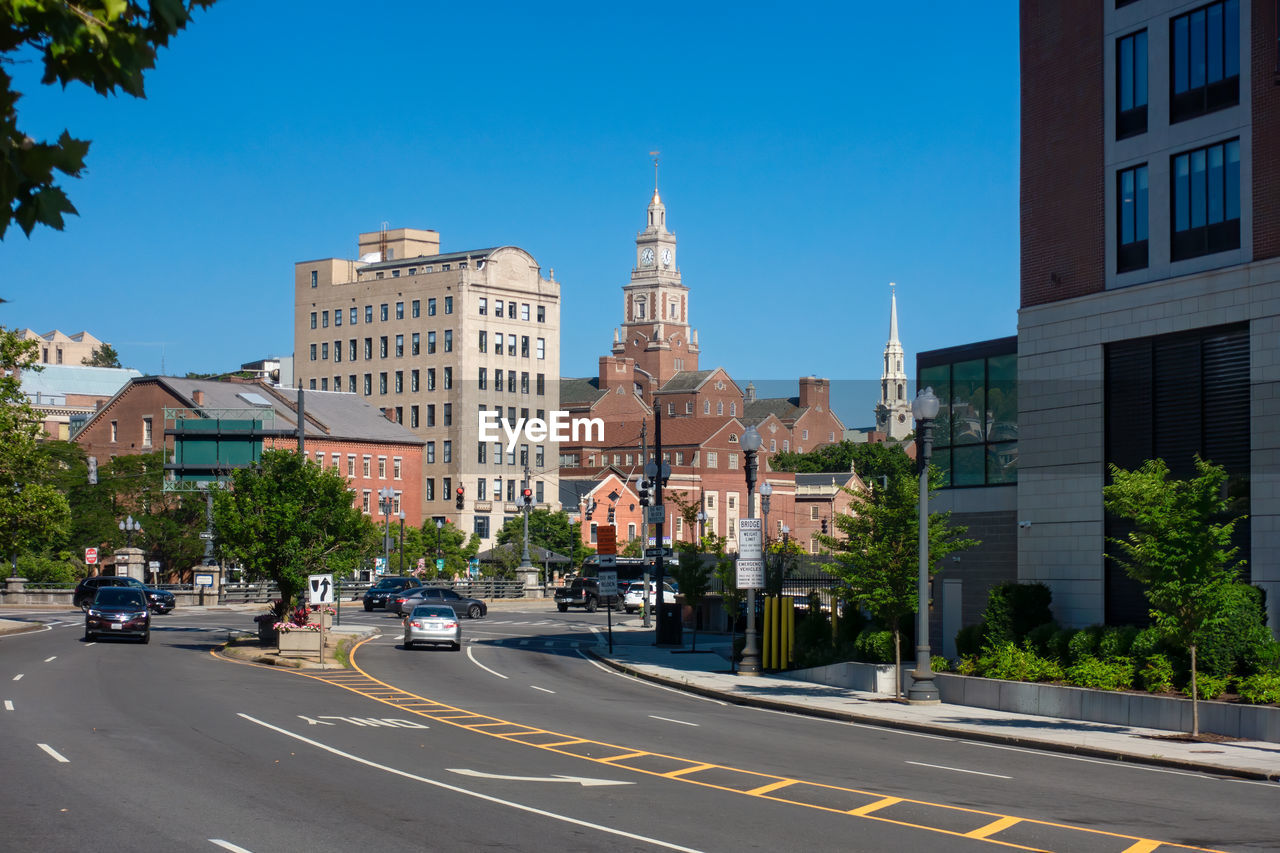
762;597;773;670
771;596;782;671
785;597;795;667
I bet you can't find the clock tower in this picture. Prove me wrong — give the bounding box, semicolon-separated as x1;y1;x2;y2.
613;186;699;388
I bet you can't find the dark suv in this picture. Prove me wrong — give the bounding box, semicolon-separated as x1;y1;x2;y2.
363;576;419;611
554;577;620;613
73;576;175;614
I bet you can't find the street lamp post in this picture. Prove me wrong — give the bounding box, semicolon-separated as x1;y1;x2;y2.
398;511;405;574
759;482;773;593
118;515;142;549
379;488;395;576
435;518;444;569
739;425;763;676
907;387;942;705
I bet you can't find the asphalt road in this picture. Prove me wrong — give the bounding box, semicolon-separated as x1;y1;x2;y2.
1;605;1276;853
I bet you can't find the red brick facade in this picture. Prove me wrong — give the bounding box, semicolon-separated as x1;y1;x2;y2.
1253;0;1280;261
1020;0;1105;308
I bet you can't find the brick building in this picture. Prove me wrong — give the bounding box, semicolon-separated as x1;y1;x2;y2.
19;364;141;440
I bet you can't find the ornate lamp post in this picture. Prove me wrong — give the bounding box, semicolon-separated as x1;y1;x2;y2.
739;425;764;676
907;386;942;705
118;515;143;548
379;488;395;575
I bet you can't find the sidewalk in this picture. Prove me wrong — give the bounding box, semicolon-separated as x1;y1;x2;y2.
590;623;1280;783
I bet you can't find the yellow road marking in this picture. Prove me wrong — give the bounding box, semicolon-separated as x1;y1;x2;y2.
663;763;715;778
848;797;901;816
211;643;1230;853
968;816;1023;839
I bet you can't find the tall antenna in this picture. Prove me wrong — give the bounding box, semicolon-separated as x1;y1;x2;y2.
649;150;660;192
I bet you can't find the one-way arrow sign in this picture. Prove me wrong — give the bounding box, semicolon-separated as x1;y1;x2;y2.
308;573;334;605
447;769;632;787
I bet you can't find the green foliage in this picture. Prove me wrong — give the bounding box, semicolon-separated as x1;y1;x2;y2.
1196;582;1275;677
80;343;122;368
930;655;951;673
954;623;985;659
769;441;913;482
1235;671;1280;705
213;449;370;606
980;582;1054;647
15;553;79;584
1098;625;1140;660
1046;628;1077;664
955;656;978;676
495;508;579;564
792;606;842;670
1024;622;1060;658
1139;654;1176;693
1065;656;1135;691
1183;672;1231;701
670;542;714;650
854;629;895;664
1;0;216;238
976;642;1063;683
1068;626;1104;663
1130;628;1167;664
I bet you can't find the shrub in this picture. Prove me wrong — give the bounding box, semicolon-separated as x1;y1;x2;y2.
976;642;1063;683
1183;672;1231;701
930;655;950;673
792;607;838;670
855;629;895;664
1129;627;1166;663
955;623;985;659
955;656;978;676
1139;654;1176;693
1066;656;1135;691
981;582;1054;647
1236;671;1280;705
1024;622;1059;657
1068;626;1104;663
1243;640;1280;676
1197;583;1274;677
1046;628;1076;664
1098;626;1139;661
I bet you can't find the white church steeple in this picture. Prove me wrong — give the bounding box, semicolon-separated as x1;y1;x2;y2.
875;283;912;441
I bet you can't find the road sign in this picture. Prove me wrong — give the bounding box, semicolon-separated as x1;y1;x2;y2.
737;518;763;560
736;558;764;589
308;573;334;605
645;505;665;524
436;558;445;571
84;547;98;565
597;570;618;597
598;554;617;568
195;573;214;587
148;561;160;570
597;525;617;555
199;532;214;540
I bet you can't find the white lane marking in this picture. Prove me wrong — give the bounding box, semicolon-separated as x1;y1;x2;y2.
748;705;955;740
531;685;555;694
12;674;22;681
38;743;69;763
210;840;256;853
466;645;508;679
575;651;727;706
448;768;632;787
239;714;701;852
44;656;56;663
649;715;699;727
905;761;1012;779
47;621;63;627
4;700;13;711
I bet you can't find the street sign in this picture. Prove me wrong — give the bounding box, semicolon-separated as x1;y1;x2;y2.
598;570;618;597
148;561;160;570
736;558;764;589
308;573;334;605
436;558;445;571
195;573;214;587
84;547;98;565
597;525;617;555
598;554;617;568
199;532;214;540
645;505;665;525
737;518;763;560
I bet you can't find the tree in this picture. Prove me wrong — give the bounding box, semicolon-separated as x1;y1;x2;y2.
81;343;121;368
495;509;576;559
0;327;70;570
409;519;479;580
769;440;914;485
819;468;977;700
212;449;369;606
1103;456;1246;737
671;541;713;651
2;0;216;238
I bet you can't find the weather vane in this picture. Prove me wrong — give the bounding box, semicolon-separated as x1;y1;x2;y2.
649;150;660;191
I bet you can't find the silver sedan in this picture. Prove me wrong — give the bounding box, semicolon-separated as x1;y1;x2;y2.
402;605;461;651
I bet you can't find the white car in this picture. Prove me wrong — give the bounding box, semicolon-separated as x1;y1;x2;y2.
623;582;677;614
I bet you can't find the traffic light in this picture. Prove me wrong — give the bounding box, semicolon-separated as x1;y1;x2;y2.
455;486;464;511
586;500;597;519
637;479;651;507
607;506;615;524
522;487;533;507
821;518;828;534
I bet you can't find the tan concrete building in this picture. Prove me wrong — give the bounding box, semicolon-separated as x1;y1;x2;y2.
20;329;106;366
293;228;561;547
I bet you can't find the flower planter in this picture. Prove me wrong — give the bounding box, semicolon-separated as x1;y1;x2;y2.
277;630;323;658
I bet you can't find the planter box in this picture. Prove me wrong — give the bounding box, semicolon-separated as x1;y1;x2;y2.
785;660;899;695
277;630;322;658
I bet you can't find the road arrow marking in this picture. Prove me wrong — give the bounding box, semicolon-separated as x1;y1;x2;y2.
447;768;633;787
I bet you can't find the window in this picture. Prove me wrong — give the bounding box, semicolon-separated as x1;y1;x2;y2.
521;372;530;394
474;516;490;538
445;296;453;314
321;311;329;328
380;336;388;358
535;445;544;467
703;400;710;414
685;402;693;414
507;334;517;356
521;303;530;321
363;374;372;396
521;335;529;358
321;342;329;360
364;338;372;360
536;374;545;395
477;442;487;464
428;297;437;316
493;367;503;392
412;332;420;356
802;429;808;441
443;441;452;464
479;330;487;353
380;304;388;321
919;349;1018;487
508;370;516;393
426;404;436;427
310;312;317;329
1170;0;1239;123
378;457;387;479
142;416;153;446
1117;30;1148;138
729;453;738;470
310;270;318;288
365;305;373;324
427;368;436;391
362;490;371;513
395;301;404;320
362;455;371;477
425;479;435;502
395;371;403;393
347;340;355;362
478;368;487;390
443;403;452;426
668;403;674;415
412;299;420;318
1172;139;1240;261
309;343;316;361
1118;164;1149;272
333;310;341;327
346;455;355;476
536;337;545;359
410;405;419;428
479;297;487;315
426;442;435;464
444;367;453;390
717;401;723;415
494;442;503;465
445;330;453;352
508;301;516;318
395;335;404;357
411;369;419;392
379;373;387;394
706;452;718;468
334;341;342;363
537;305;545;323
428;331;436;354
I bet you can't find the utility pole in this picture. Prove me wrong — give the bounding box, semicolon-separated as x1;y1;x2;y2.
652;404;668;643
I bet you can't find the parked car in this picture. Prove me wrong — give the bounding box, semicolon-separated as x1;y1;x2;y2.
402;604;462;650
73;576;175;614
362;576;418;611
623;581;678;614
554;577;622;612
395;586;487;619
84;587;151;643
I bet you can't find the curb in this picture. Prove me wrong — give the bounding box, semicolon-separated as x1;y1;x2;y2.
587;650;1280;783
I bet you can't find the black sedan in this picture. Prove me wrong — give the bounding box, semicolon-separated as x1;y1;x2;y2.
393;586;487;619
84;588;151;643
73;576;175;614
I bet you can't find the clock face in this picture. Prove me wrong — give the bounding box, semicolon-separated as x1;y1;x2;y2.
661;248;671;267
641;247;654;266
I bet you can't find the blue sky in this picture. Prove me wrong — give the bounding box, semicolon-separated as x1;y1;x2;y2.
3;1;1020;428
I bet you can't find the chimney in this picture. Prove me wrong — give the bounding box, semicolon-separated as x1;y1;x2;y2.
192;390;205;407
798;376;826;409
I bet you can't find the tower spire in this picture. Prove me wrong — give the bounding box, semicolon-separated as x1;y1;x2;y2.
875;282;911;441
888;281;900;346
649;150;660;197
